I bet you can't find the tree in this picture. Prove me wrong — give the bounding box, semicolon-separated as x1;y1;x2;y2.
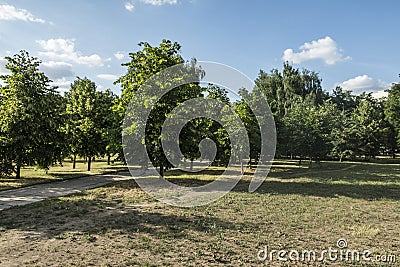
95;89;121;165
350;94;386;159
235;88;261;168
281;100;338;163
330;110;356;161
115;39;184;114
330;86;357;113
65;77;102;171
117;40;204;177
0;50;65;178
384;83;400;151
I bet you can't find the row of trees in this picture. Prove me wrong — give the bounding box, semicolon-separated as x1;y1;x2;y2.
1;40;400;178
0;51;121;177
255;64;400;162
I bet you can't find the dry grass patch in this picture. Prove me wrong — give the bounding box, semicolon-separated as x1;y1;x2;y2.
0;160;399;266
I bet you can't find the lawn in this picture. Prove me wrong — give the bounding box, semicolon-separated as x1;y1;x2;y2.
0;158;127;191
0;160;399;266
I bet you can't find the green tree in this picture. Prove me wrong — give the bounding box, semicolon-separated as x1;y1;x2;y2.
95;89;121;165
235;88;261;168
350;94;386;159
115;39;184;114
0;50;65;178
330;86;357;113
384;83;400;151
65;77;102;171
117;40;204;177
282;100;337;163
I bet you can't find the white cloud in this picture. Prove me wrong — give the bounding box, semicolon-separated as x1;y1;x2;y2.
125;2;135;11
51;78;72;94
40;61;74;80
0;57;10;82
371;90;389;99
36;38;104;67
140;0;178;5
0;4;45;23
97;74;118;81
283;36;350;65
114;52;125;60
339;75;391;95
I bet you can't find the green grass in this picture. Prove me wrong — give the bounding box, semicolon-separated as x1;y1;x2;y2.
0;160;399;266
0;157;127;191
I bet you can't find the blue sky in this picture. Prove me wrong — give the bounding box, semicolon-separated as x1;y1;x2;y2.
0;0;399;98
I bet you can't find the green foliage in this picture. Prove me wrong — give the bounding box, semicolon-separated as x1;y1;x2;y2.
385;83;400;147
115;39;184;114
0;51;65;177
95;89;122;162
1;44;398;177
350;94;387;159
117;40;205;175
65;77;113;171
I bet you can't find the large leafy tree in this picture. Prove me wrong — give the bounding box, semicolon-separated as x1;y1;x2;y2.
115;39;185;114
95;89;121;165
0;50;65;178
330;86;357;113
65;77;103;171
281;100;338;163
385;83;400;150
350;94;386;159
117;40;204;176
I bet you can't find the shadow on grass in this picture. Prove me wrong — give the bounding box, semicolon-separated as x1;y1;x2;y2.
1;160;399;238
0;191;239;239
129;160;400;201
160;177;400;201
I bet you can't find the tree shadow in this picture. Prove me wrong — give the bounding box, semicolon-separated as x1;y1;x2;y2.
163;176;400;201
0;193;240;239
141;160;400;201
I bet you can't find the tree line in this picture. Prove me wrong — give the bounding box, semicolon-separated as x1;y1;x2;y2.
1;40;399;178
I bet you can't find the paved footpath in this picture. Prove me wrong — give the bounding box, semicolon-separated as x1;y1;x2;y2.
0;171;132;211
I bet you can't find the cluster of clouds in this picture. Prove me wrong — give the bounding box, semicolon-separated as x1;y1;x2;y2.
37;39;104;67
283;36;391;98
124;0;178;12
338;75;390;98
0;4;46;23
0;3;392;97
282;36;351;65
35;38;126;92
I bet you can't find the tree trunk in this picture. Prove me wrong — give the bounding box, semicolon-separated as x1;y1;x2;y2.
159;163;164;178
241;161;244;175
16;164;21;179
87;157;92;172
190;159;193;171
73;154;76;169
107;155;111;165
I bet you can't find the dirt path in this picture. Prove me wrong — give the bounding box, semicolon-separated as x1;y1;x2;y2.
0;171;132;211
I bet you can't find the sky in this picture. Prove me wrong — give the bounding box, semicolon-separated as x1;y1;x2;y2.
0;0;399;98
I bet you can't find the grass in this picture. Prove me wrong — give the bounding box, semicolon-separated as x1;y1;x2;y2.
0;160;399;266
0;157;127;191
